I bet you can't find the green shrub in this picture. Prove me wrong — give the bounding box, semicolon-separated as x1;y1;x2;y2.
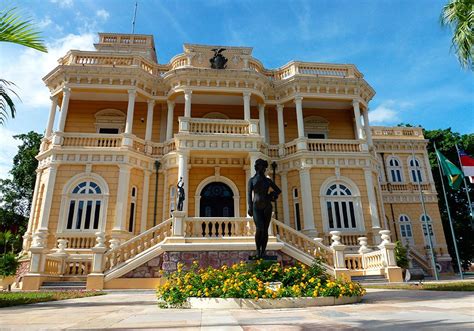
0;253;19;277
156;260;365;307
395;241;409;270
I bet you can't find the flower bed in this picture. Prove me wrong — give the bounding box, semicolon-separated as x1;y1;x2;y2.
156;260;365;308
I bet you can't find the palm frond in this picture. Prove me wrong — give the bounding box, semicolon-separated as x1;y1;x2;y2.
0;7;47;53
0;79;20;125
440;0;473;70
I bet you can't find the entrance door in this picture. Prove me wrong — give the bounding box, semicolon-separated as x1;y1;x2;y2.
200;182;234;217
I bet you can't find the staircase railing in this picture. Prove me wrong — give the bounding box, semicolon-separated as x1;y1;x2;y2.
271;219;334;267
103;219;172;273
408;247;433;275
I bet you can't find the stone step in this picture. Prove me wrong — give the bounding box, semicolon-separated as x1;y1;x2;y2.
351;275;387;284
40;281;87;291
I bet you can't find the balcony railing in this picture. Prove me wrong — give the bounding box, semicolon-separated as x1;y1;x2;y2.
371;126;424;140
380;182;432;192
178;117;259;135
307;139;363;153
61;133;122;148
58;50;361;81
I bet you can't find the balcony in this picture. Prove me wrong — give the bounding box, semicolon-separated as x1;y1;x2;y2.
380;182;432;192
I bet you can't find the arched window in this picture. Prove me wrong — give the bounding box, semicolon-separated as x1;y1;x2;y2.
399;215;413;245
65;181;105;231
421;214;436;245
324;183;359;230
292;188;302;231
128;186;137;233
387;157;403;183
409;157;423;183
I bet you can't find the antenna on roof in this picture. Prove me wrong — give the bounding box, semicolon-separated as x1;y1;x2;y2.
131;1;138;34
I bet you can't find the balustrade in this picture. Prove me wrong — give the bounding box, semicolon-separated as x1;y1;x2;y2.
381;182;432;192
362;250;385;269
345;254;363;270
63;258;92;276
44;257;63;275
324;233;363;246
179;117;254;135
185;217;255;237
61;133;122;148
307;139;362;153
56;234;97;250
103;219;172;273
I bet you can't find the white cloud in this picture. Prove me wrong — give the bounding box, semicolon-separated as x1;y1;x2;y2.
37;17;52;29
0;128;19;180
96;9;110;21
0;33;96;109
369;100;406;125
50;0;74;8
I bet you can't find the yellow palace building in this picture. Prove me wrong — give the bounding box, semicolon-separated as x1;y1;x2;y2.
19;33;451;290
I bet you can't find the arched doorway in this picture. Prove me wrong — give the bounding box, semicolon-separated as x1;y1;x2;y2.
199;182;234;217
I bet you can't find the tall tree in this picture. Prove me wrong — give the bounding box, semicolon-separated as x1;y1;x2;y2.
0;7;47;125
440;0;474;70
0;132;42;239
424;128;473;270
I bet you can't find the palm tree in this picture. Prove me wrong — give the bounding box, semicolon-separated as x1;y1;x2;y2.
0;7;47;125
440;0;473;70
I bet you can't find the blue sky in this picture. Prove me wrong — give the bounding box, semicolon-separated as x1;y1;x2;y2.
0;0;472;178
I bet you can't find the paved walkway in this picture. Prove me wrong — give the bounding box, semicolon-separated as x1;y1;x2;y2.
0;289;473;330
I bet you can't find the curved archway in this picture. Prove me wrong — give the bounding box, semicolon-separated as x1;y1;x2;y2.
195;175;240;217
199;182;234;217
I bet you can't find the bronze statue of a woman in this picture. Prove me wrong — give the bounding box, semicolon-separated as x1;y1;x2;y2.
177;177;185;211
248;159;281;258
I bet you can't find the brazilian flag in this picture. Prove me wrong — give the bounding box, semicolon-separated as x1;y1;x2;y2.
435;148;463;190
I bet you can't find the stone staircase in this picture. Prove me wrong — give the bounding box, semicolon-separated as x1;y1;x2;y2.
351;275;387;284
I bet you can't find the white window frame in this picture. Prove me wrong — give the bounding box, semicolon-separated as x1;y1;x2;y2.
420;214;436;246
57;173;109;234
94;109;126;133
408;156;424;183
320;178;365;232
292;187;302;231
398;214;414;246
128;186;138;233
169;186;176;217
387;156;404;183
304;116;329;139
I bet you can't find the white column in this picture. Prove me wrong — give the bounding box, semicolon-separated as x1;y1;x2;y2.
37;165;58;231
245;167;251;217
364;169;381;229
113;164;131;233
145;100;155;141
258;103;266;141
184;89;192;117
124;89;136;135
280;171;290;225
299;167;317;236
177;151;189;214
277;104;285;144
294;96;305;139
25;169;42;238
166;100;175;140
162;171;168;220
352;100;364;140
140;170;151;233
249;152;259;177
57;87;71;132
45;96;58;137
243;92;251;120
362;108;373;147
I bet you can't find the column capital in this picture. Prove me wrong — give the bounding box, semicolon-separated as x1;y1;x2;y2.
118;164;133;172
62;86;71;94
258;103;265;110
147;99;155;107
276;104;284;112
167;100;175;107
294;95;303;103
352;99;360;107
127;88;137;96
50;95;59;102
243;91;252;98
184;89;192;95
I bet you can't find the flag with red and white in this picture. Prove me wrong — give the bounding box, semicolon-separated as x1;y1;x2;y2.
458;149;474;184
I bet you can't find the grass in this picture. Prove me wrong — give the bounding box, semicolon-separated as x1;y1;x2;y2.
365;281;474;292
0;291;105;308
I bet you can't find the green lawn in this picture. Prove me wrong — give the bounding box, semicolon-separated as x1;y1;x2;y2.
0;291;105;308
365;281;474;292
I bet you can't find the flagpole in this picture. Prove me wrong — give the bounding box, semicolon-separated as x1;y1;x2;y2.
412;144;439;280
435;143;464;279
455;143;474;228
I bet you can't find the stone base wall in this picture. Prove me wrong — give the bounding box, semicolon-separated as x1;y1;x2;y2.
122;250;296;278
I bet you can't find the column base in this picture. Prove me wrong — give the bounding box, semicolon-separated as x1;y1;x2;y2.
86;273;105;290
301;228;318;238
22;274;43;290
385;267;403;283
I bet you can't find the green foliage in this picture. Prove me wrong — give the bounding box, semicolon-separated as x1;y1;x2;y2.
365;281;474;291
0;291;105;308
0;253;19;277
0;79;19;125
440;0;474;70
0;8;47;52
395;241;409;270
0;132;42;252
157;260;365;308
